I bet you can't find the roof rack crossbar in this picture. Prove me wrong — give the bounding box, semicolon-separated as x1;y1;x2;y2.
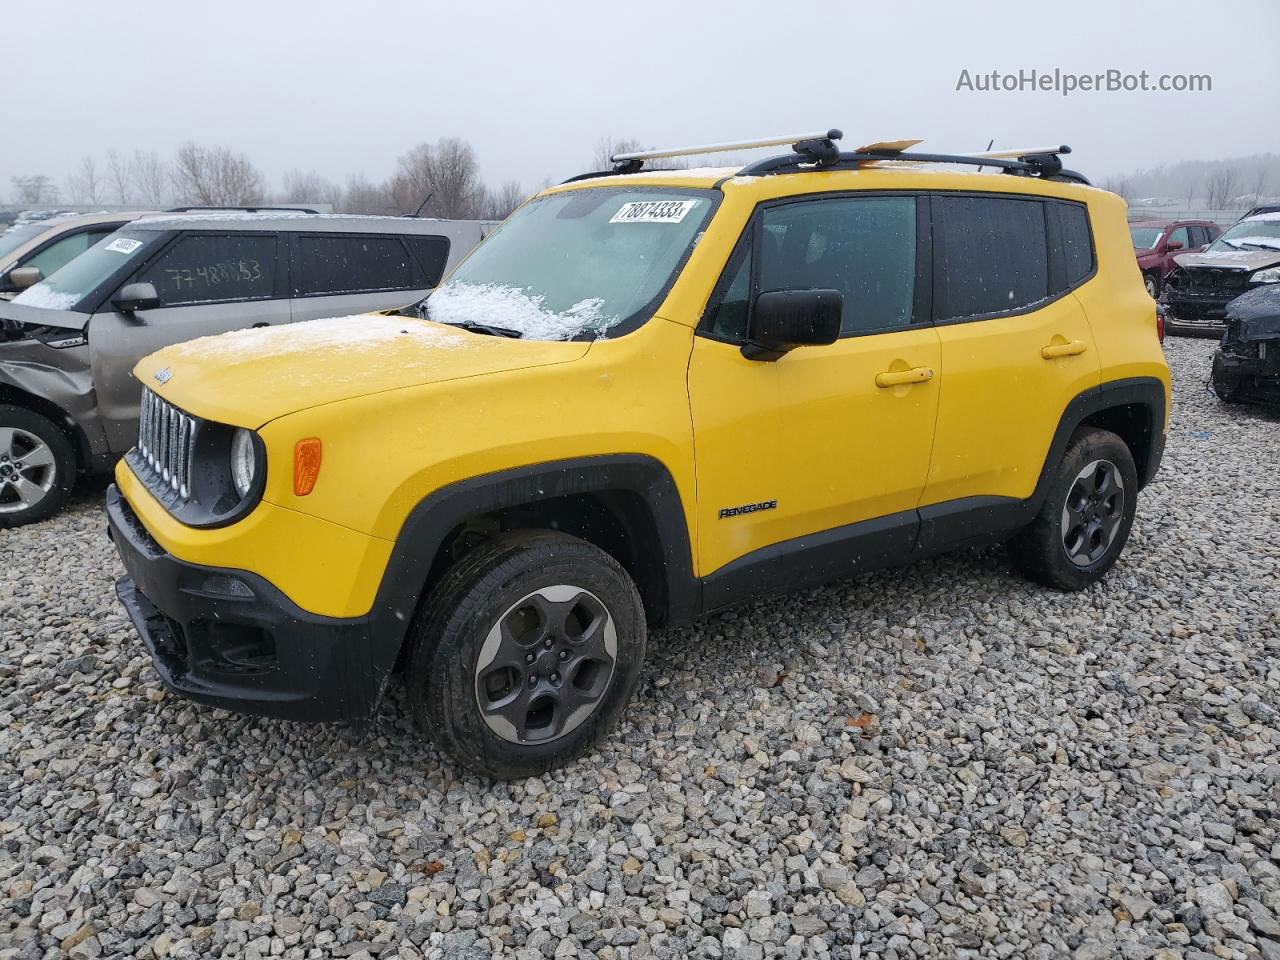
737;145;1087;184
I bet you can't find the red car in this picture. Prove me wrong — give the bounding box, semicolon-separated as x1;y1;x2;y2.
1130;219;1221;298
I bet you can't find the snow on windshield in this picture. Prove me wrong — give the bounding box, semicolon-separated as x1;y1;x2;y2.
12;286;81;311
169;313;465;365
427;282;616;341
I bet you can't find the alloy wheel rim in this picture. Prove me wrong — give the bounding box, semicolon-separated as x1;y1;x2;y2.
473;584;617;745
0;427;56;514
1060;458;1125;567
1145;277;1156;297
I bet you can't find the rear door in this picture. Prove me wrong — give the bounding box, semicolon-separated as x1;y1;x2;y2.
919;194;1099;538
89;231;288;452
288;232;446;322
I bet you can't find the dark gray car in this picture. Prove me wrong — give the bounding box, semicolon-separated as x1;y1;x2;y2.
0;213;492;526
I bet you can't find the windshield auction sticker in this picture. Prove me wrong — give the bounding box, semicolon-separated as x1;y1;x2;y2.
105;238;144;255
610;199;700;224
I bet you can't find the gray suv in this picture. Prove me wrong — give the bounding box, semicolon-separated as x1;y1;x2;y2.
0;213;491;526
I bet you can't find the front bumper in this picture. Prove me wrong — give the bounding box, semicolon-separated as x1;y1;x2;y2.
106;484;398;724
1163;289;1239;337
1212;342;1280;403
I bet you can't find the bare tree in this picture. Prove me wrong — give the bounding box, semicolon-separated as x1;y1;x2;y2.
480;180;527;220
339;174;395;216
279;169;341;207
1205;168;1240;210
11;175;59;205
1101;177;1133;200
1249;166;1269;205
386;138;484;218
104;149;134;205
170;143;264;206
132;150;169;206
66;156;103;204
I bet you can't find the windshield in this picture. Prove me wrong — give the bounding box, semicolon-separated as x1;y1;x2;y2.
1209;219;1280;252
0;223;51;263
12;230;162;311
1130;227;1164;250
424;187;717;340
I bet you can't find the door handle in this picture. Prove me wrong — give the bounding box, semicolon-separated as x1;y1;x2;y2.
875;366;935;388
1041;339;1087;360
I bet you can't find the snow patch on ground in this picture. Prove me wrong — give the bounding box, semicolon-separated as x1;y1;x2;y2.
428;282;616;341
12;286;81;311
169;314;466;365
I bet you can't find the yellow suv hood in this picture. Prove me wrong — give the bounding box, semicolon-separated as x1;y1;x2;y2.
134;313;592;428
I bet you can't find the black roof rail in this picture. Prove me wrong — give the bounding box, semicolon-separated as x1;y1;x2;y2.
737;144;1089;184
164;205;321;214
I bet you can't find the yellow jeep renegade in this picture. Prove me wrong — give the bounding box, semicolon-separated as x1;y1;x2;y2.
108;132;1170;778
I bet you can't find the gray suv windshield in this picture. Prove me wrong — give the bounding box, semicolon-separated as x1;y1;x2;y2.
12;231;163;311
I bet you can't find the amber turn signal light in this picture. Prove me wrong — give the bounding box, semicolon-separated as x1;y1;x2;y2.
293;438;322;496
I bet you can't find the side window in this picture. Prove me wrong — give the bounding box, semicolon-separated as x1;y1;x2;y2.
1167;226;1190;250
135;234;278;307
1050;201;1094;288
406;236;451;287
705;238;753;341
23;230;110;280
294;235;416;296
759;196;917;335
935;196;1047;321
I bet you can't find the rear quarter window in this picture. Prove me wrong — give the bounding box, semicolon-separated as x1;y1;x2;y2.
934;195;1048;321
406;236;451;287
294;234;423;296
1050;201;1094;288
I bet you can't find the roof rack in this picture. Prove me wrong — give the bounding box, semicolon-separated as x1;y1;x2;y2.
164;205;320;214
563;130;1089;185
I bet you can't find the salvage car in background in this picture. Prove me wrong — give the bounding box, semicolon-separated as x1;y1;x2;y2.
1212;285;1280;405
1129;218;1219;298
1162;212;1280;336
0;211;158;298
0;213;491;526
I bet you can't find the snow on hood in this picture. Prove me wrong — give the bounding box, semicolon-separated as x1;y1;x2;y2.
427;282;618;341
1175;249;1280;271
136;312;592;429
11;285;81;311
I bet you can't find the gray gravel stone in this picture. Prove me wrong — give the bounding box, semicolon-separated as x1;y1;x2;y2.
1;338;1277;959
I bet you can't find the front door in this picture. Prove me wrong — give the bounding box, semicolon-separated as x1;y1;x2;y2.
689;194;940;596
90;232;288;452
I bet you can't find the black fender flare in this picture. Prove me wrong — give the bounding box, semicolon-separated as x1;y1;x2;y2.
368;454;699;663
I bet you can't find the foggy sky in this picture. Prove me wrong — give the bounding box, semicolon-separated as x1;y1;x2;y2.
7;0;1279;200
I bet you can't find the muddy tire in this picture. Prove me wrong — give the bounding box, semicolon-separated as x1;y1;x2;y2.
406;530;646;779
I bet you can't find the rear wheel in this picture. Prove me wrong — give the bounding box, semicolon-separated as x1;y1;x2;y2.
406;530;646;779
0;405;76;528
1009;428;1138;591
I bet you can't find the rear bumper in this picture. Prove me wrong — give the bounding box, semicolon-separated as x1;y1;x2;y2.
1212;345;1280;402
106;484;398;724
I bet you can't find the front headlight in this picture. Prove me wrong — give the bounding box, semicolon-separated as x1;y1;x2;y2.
1250;266;1280;284
230;429;258;499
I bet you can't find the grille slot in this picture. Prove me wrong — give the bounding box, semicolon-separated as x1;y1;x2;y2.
137;389;198;502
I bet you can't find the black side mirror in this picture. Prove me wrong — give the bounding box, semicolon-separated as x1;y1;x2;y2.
742;289;842;361
112;282;160;314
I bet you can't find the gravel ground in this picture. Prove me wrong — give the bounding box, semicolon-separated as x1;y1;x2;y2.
2;337;1278;960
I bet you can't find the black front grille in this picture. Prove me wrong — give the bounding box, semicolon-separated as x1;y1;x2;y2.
1184;268;1251;294
137;389;200;504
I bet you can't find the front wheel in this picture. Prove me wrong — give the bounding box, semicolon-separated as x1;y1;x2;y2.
0;405;76;528
1008;428;1138;591
406;530;647;779
1144;272;1161;299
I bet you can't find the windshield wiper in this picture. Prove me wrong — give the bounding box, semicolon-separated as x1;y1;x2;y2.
416;300;522;338
444;320;523;338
